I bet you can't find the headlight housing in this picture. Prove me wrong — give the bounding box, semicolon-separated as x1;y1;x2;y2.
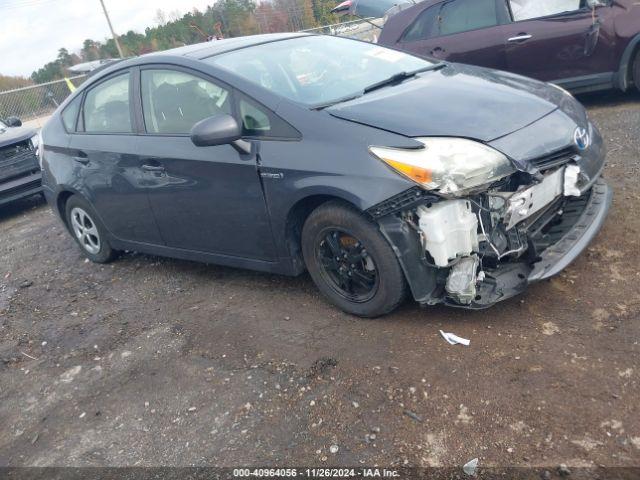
30;132;43;169
369;137;514;196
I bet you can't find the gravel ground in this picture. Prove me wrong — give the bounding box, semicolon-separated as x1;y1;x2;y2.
0;90;639;470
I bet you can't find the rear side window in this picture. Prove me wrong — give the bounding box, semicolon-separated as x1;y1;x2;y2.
83;73;132;133
509;0;582;21
402;6;441;42
141;69;232;135
61;95;82;132
439;0;499;35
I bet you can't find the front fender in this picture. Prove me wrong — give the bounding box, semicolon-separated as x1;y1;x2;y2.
377;214;439;304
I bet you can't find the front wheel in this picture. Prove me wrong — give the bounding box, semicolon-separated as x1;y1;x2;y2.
301;201;407;318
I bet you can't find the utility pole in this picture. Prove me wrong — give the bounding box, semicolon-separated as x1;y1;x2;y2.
98;0;124;58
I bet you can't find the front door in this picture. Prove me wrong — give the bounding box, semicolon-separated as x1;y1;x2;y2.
136;67;277;260
503;1;616;81
396;0;511;71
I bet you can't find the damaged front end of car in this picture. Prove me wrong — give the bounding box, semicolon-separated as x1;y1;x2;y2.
369;120;612;309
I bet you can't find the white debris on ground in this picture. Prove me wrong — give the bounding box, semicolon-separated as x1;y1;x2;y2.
439;330;470;346
463;457;479;476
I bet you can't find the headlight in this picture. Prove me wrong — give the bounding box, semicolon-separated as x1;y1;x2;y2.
30;132;43;169
369;137;515;196
30;133;40;153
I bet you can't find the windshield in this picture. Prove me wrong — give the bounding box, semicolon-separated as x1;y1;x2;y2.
206;36;435;107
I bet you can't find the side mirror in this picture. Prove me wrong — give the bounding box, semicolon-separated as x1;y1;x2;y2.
5;116;22;127
190;114;241;147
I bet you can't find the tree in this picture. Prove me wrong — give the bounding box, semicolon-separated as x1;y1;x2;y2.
0;74;33;92
154;9;167;26
57;48;73;67
81;39;101;61
213;0;258;37
301;0;317;29
317;0;342;25
254;2;290;33
31;61;64;83
100;39;121;59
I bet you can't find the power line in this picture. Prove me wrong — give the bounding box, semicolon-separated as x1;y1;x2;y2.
0;0;64;11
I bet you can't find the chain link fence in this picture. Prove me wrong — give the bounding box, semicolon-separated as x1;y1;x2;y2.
302;17;383;42
0;18;382;128
0;75;86;127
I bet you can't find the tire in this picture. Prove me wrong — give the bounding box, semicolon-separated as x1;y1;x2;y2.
64;195;116;263
633;50;640;92
301;201;407;318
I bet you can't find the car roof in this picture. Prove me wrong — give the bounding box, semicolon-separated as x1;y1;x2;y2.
65;32;315;110
144;32;310;60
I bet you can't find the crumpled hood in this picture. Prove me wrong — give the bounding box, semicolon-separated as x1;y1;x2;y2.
327;63;586;143
0;125;36;149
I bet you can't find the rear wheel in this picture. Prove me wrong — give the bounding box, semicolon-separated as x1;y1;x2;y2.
301;201;406;318
65;195;116;263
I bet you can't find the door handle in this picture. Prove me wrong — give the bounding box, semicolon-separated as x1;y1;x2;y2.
507;34;533;43
73;156;89;165
142;164;165;172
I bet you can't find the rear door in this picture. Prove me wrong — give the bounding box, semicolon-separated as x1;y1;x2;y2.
503;0;617;81
396;0;512;70
135;66;278;260
69;70;163;245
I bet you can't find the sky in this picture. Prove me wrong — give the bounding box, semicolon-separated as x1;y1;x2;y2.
0;0;216;77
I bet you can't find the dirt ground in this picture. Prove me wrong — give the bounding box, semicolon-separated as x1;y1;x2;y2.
0;90;639;472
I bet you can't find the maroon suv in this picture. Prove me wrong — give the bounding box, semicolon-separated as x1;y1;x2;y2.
378;0;640;94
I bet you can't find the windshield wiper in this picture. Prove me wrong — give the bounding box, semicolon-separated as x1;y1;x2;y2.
312;92;366;110
312;62;446;110
362;62;445;94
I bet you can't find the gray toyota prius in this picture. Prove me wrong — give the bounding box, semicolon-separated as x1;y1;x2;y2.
40;33;612;317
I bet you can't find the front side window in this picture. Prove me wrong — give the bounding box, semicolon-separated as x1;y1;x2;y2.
439;0;499;35
83;73;132;133
509;0;582;21
207;36;436;107
61;95;82;132
141;69;232;135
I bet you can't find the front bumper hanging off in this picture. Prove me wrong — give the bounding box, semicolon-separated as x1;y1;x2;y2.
529;178;611;281
466;178;612;309
376;177;612;310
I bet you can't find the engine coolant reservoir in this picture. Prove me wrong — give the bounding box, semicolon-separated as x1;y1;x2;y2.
416;200;479;267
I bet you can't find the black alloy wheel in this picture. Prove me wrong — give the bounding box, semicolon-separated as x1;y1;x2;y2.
301;201;407;317
315;228;379;303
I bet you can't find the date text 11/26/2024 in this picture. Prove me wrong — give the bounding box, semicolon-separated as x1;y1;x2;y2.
232;468;400;478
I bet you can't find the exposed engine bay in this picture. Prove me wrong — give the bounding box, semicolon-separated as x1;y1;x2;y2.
372;160;612;309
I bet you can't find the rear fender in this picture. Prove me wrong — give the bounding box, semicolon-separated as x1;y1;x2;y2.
615;32;640;90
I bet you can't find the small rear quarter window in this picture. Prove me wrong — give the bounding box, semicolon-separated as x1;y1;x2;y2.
61;95;82;132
